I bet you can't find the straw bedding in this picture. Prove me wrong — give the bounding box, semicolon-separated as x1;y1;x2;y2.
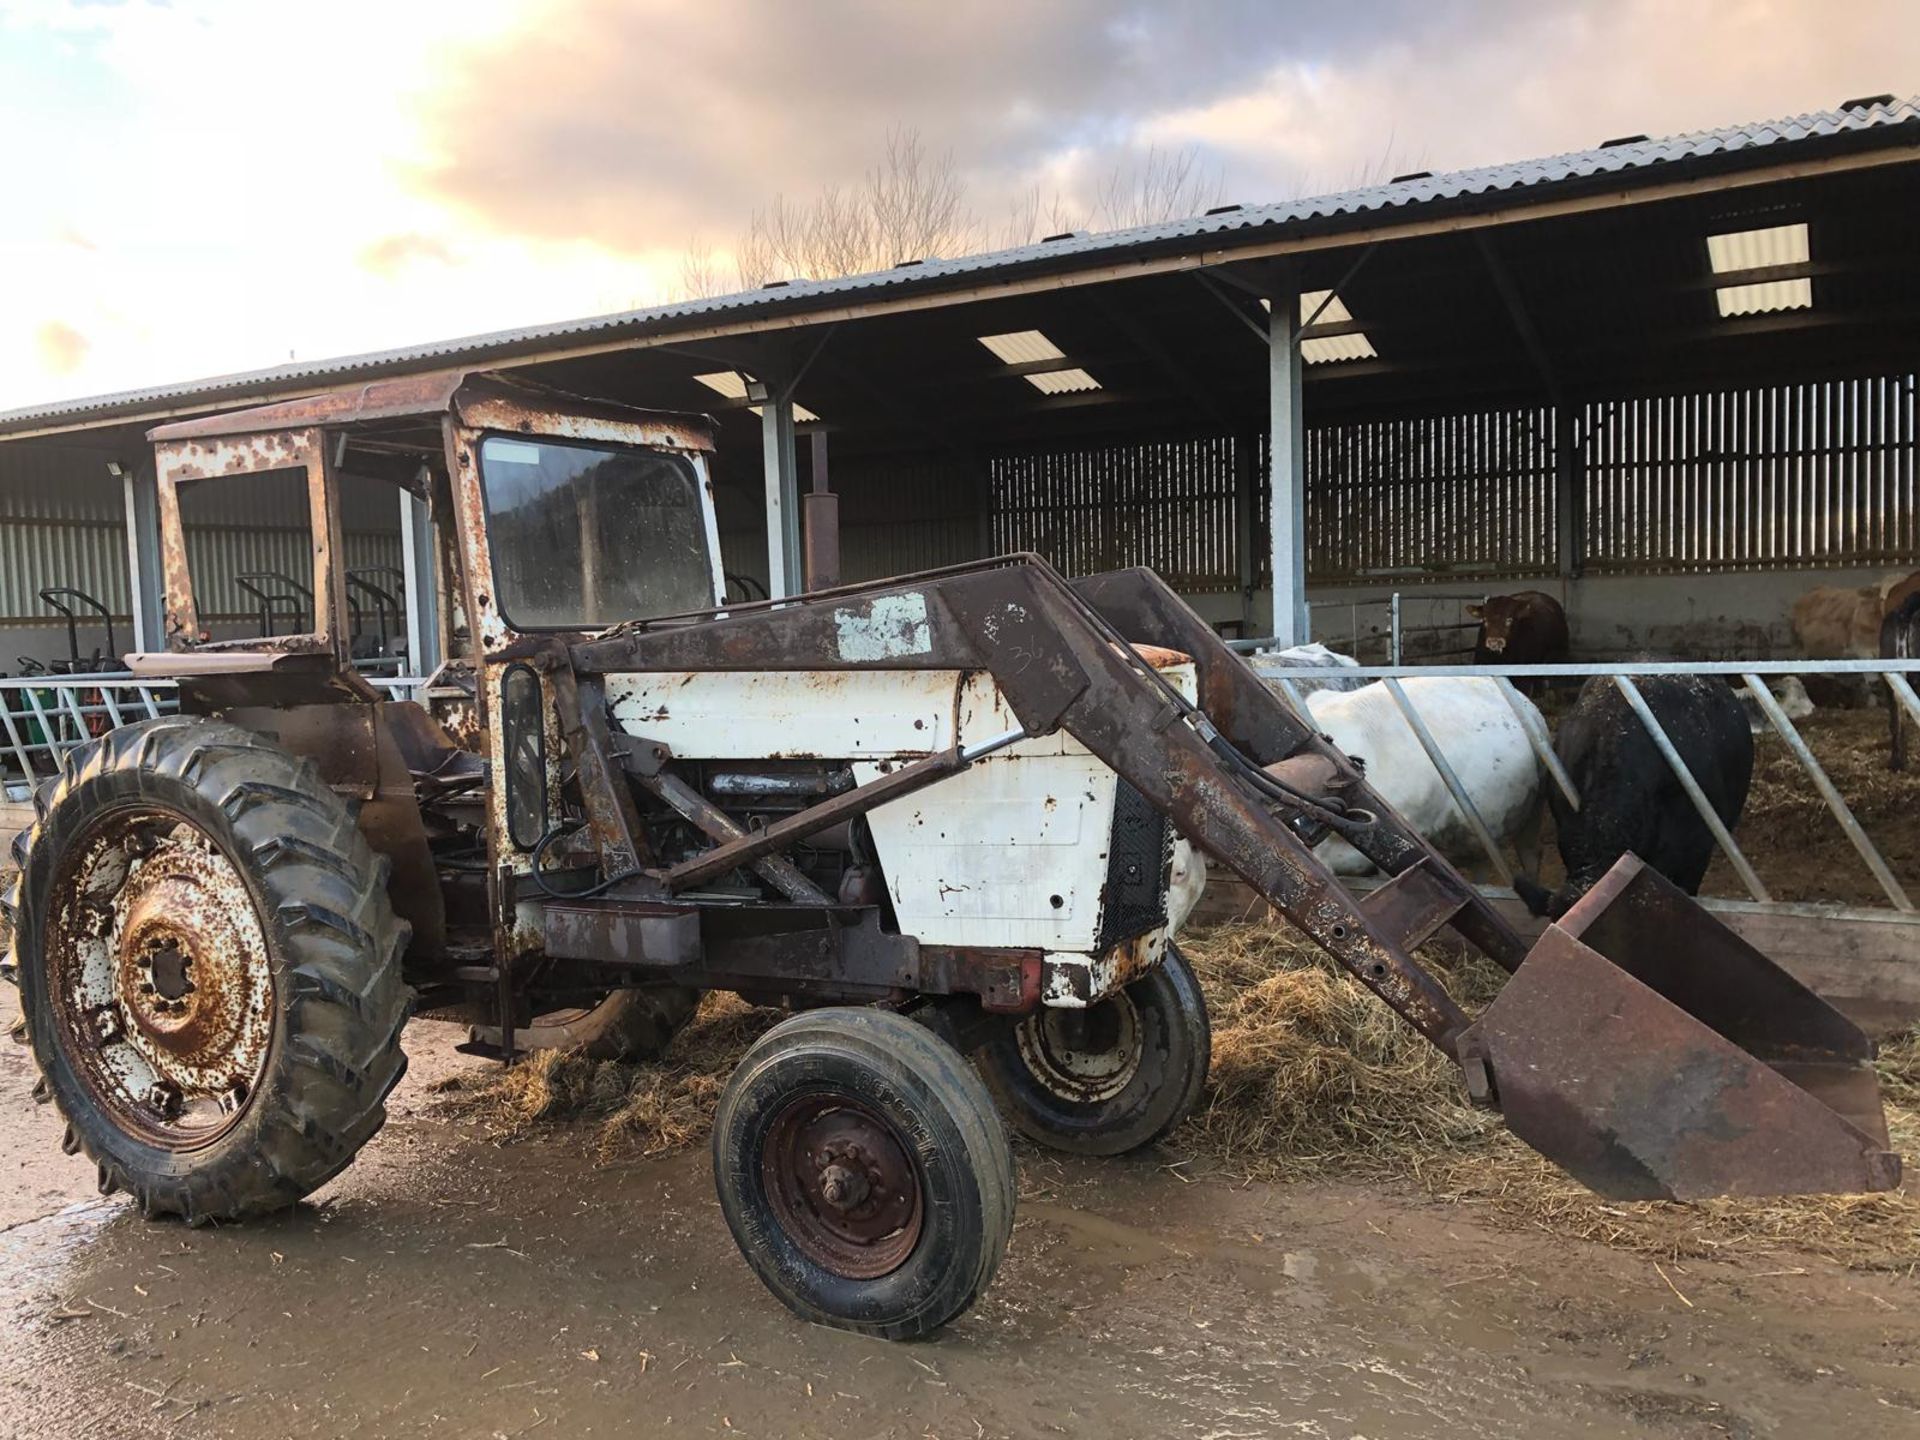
454;924;1919;1270
1182;923;1920;1271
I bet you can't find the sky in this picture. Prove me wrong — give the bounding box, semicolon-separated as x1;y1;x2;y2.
0;0;1913;408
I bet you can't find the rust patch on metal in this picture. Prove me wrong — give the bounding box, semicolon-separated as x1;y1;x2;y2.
46;807;274;1147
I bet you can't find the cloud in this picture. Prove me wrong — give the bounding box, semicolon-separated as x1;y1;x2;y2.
358;231;457;277
2;0;1914;408
415;0;1917;266
413;0;1456;248
1138;0;1920;198
34;320;90;375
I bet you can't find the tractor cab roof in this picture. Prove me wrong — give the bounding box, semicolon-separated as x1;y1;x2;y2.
146;369;718;453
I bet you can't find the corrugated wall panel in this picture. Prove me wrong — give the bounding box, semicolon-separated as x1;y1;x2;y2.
1304;405;1557;582
0;446;132;629
0;446;406;630
1582;373;1918;574
714;451;992;597
989;435;1240;590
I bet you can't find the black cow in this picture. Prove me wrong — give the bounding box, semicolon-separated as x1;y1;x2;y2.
1515;675;1753;918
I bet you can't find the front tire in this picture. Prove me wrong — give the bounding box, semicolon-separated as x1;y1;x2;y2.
712;1007;1015;1340
976;942;1210;1156
5;718;411;1223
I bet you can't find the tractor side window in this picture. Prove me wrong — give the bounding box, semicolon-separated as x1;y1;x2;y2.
477;436;715;630
176;468;316;642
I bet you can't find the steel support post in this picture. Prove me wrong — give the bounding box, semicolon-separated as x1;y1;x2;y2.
121;461;164;654
1234;432;1256;633
1269;281;1308;646
762;393;802;598
400;486;441;676
1555;400;1583;579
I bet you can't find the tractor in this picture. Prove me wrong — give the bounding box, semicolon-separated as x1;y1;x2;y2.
4;370;1898;1339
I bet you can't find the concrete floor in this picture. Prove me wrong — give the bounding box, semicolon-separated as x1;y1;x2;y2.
2;988;1916;1439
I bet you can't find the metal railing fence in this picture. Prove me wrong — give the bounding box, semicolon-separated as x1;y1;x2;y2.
4;660;1914;919
0;672;428;798
1255;656;1920;916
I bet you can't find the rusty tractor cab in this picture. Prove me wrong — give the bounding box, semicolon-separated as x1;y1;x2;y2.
4;370;1898;1340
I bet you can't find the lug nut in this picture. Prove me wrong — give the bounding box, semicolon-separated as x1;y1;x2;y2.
145;1081;182;1119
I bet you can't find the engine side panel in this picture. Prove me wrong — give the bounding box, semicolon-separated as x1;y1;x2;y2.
855;749;1119;951
600;659;1206;1004
605;668;960;758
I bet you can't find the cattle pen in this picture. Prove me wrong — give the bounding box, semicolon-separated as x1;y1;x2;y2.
1;648;1915;1035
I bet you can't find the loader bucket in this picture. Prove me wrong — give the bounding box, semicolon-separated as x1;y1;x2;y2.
1460;856;1902;1201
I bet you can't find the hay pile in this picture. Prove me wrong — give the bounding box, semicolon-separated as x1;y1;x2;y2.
1179;923;1920;1270
1703;709;1920;906
456;992;780;1161
1180;924;1505;1178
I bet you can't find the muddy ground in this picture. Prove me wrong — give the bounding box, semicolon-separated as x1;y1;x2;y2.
2;987;1916;1439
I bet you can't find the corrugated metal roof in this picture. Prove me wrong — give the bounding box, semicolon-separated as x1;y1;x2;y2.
5;96;1916;437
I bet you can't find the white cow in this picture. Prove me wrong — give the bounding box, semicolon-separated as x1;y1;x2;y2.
1737;674;1815;735
1248;642;1367;696
1300;677;1544;876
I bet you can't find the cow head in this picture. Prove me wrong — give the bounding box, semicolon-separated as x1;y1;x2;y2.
1469;597;1519;654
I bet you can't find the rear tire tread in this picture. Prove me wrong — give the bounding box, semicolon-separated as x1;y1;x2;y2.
8;717;411;1223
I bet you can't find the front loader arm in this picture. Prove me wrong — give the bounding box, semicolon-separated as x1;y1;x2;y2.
575;557;1473;1047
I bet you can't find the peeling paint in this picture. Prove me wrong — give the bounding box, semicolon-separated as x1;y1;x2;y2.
834;592;931;662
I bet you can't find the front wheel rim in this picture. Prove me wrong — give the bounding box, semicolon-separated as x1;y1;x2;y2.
762;1093;924;1280
45;805;276;1149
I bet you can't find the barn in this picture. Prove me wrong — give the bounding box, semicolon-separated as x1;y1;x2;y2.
0;95;1914;680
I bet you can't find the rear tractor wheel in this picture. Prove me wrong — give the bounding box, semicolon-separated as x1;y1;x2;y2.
975;941;1210;1156
712;1007;1015;1340
5;718;411;1222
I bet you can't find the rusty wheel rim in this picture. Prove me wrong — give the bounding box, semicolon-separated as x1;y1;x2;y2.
1014;994;1142;1104
45;805;275;1149
761;1094;924;1280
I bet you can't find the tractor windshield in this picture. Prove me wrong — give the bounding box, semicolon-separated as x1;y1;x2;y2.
478;435;716;630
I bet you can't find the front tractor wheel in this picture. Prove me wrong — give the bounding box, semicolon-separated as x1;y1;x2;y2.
5;718;411;1223
712;1007;1015;1340
976;941;1211;1156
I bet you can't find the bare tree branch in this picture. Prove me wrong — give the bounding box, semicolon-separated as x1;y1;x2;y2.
684;133;1241;293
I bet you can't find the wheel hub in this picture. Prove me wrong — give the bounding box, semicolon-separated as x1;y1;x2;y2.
763;1098;923;1280
47;809;275;1146
1016;992;1144;1103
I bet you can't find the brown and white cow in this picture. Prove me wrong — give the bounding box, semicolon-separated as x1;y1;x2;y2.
1791;571;1920;714
1791;571;1920;659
